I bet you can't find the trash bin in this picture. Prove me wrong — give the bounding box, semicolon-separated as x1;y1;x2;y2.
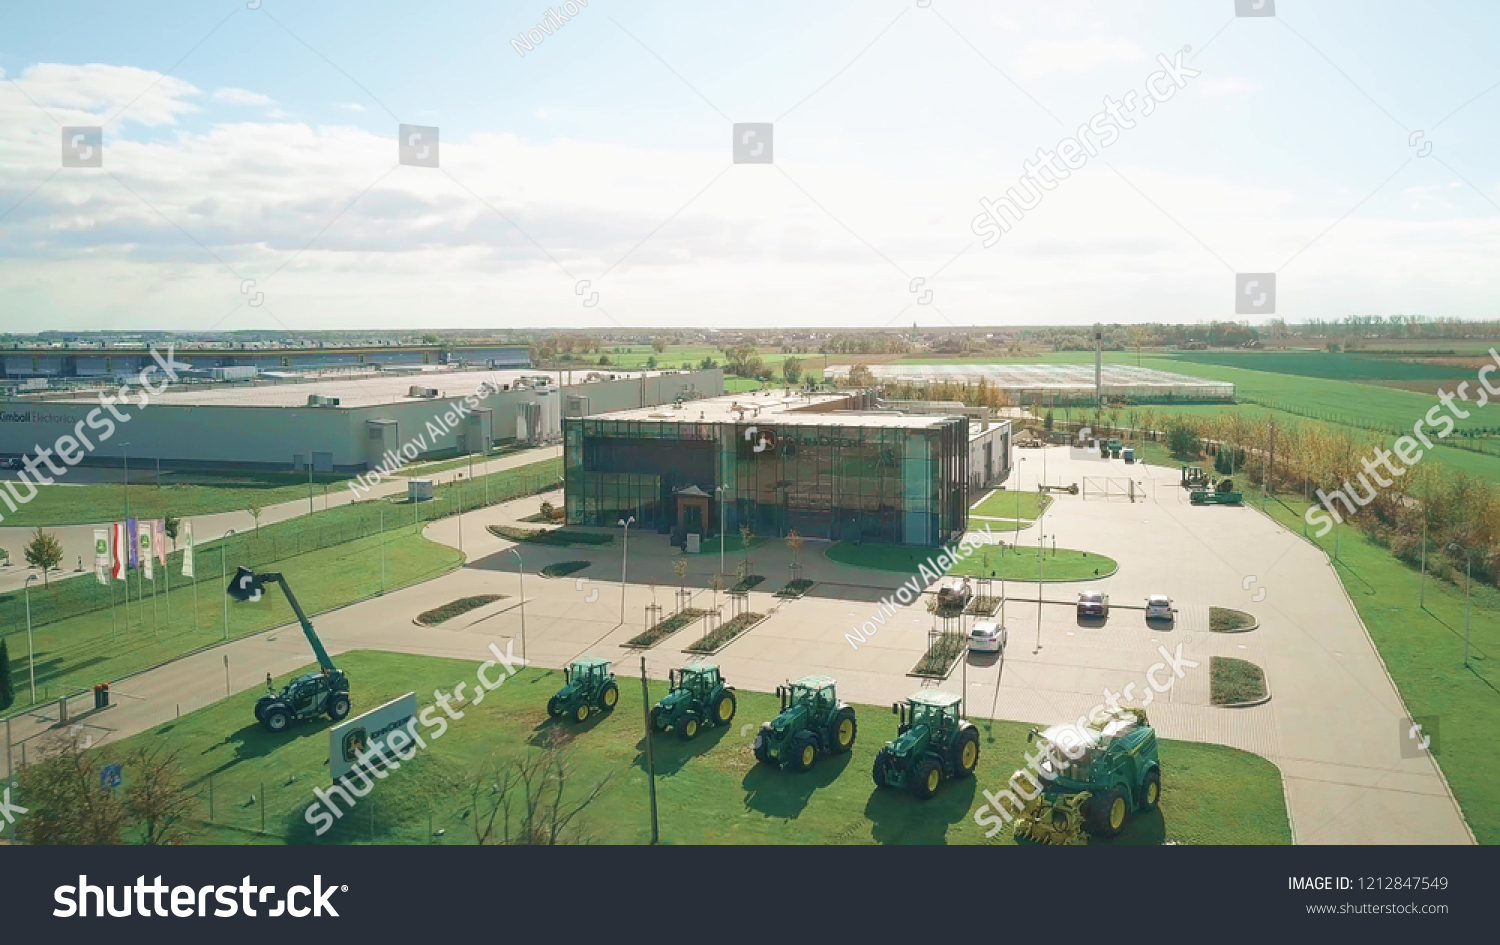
94;683;110;710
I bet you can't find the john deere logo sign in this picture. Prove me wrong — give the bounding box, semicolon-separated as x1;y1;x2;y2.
341;728;369;764
95;537;107;554
328;692;417;779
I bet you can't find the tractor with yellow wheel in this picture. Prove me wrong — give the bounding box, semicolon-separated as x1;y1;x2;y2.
1012;705;1161;844
753;675;857;772
547;657;619;723
650;663;737;741
871;690;979;800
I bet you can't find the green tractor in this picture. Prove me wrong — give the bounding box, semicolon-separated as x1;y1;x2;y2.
547;657;619;723
1012;705;1161;844
1190;477;1244;505
872;690;980;800
752;675;857;771
1180;465;1208;489
650;663;737;741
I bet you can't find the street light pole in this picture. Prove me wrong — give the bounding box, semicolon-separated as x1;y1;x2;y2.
24;574;37;705
508;547;526;663
1449;543;1473;668
379;505;386;595
618;515;635;623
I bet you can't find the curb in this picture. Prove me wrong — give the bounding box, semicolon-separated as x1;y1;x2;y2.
680;614;766;656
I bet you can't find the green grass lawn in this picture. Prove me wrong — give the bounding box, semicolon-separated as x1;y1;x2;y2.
0;471;355;527
971;489;1050;520
825;541;1116;583
1256;495;1500;844
91;650;1290;845
0;458;560;713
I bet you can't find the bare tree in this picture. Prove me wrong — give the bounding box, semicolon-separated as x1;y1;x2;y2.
461;733;613;845
247;502;264;533
123;744;197;845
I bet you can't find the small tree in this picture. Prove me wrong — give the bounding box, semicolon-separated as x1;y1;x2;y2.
1166;420;1201;460
651;336;668;354
739;524;755;574
781;356;803;385
24;526;63;586
123;745;197;845
846;364;875;388
163;513;181;548
247;502;264;533
785;529;804;570
1043;410;1054;432
15;736;128;845
0;639;14;710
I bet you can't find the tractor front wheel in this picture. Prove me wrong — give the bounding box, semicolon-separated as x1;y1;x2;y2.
1140;768;1161;811
327;694;351;721
597;682;619;712
574;702;590;723
753;725;774;764
713;690;737;726
649;706;665;731
871;750;892;788
787;732;818;773
1087;788;1128;838
677;713;701;741
830;709;857;753
548;696;564;719
951;727;980;778
912;758;943;800
263;708;291;733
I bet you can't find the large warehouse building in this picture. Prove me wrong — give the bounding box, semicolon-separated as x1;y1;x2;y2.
0;342;530;380
564;390;1010;547
0;368;722;472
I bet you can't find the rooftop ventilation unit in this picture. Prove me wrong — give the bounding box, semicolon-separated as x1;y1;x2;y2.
408;385;440;399
305;394;341;407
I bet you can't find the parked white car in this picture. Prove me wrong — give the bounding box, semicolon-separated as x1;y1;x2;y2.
1145;594;1175;621
967;620;1008;653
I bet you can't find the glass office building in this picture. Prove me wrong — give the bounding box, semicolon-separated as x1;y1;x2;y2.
564;393;970;547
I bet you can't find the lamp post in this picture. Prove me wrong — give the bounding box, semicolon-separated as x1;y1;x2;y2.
379;505;386;595
1448;543;1473;668
220;529;236;641
715;485;726;578
508;547;526;663
24;574;38;705
618;515;635;623
1015;457;1025;538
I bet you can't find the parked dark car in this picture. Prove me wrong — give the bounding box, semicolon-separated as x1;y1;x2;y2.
1076;590;1110;618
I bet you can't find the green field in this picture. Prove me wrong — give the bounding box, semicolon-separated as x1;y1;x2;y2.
1257;495;1500;844
83;650;1291;845
971;489;1050;521
0;458;561;712
825;541;1116;583
0;470;354;527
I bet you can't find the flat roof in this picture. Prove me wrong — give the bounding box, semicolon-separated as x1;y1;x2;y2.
587;391;962;430
38;368;690;409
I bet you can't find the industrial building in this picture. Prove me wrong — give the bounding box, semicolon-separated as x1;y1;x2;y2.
0;343;530;381
0;368;722;472
563;390;1010;547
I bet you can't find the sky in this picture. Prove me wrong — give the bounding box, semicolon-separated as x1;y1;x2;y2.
2;0;1499;332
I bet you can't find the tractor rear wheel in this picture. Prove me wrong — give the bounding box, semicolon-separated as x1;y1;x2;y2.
327;694;351;721
787;732;818;773
830;709;857;753
597;682;619;712
951;727;980;778
1087;788;1128;838
1140;768;1161;811
712;690;737;726
871;750;892;788
912;758;943;800
677;713;701;741
574;702;590;723
548;696;564;719
263;708;291;733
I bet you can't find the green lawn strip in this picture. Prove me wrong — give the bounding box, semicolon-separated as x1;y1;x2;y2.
488;525;614;546
2;531;462;710
539;561;590;579
400;443;536;477
1209;607;1257;631
1255;494;1500;844
729;575;764;594
971;490;1050;520
0;458;559;711
86;650;1290;845
624;608;709;648
825;542;1116;583
1210;657;1268;705
415;595;504;627
684;612;764;653
0;471;355;527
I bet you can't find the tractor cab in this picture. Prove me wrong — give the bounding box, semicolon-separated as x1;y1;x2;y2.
896;690;962;738
673;664;723;700
781;675;837;714
564;657;612;690
874;690;979;799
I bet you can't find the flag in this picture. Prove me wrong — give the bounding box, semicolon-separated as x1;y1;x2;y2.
153;519;167;564
126;518;139;570
139;526;153;581
111;522;126;580
94;529;109;586
182;520;195;578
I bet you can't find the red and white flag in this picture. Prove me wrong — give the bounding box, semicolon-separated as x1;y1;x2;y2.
111;522;126;580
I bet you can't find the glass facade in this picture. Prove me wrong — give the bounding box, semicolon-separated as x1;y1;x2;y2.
565;416;968;547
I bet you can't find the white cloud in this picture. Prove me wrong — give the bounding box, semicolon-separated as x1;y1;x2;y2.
9;62;197;125
211;88;272;106
1012;37;1146;80
335;102;366;112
